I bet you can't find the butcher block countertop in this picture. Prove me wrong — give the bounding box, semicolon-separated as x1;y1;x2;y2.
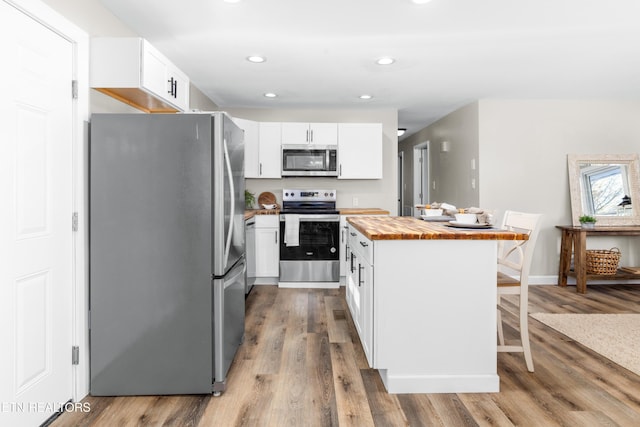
347;216;529;241
244;209;279;220
339;208;390;215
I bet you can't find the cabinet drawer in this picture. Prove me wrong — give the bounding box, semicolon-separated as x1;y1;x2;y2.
255;215;279;228
348;225;373;264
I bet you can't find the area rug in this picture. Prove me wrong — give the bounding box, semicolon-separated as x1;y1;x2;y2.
530;313;640;376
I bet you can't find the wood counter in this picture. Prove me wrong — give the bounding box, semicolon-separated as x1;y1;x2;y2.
244;209;280;220
339;208;390;215
347;216;528;241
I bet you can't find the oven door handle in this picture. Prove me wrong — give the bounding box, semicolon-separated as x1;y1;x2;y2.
279;214;340;222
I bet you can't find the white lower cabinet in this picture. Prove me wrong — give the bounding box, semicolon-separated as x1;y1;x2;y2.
346;225;374;366
254;215;279;277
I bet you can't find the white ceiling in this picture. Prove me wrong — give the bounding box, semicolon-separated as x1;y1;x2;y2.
99;0;640;139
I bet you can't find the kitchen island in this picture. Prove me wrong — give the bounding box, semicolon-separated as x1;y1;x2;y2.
345;216;528;394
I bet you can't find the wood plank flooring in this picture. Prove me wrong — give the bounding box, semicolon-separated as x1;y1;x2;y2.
51;284;640;427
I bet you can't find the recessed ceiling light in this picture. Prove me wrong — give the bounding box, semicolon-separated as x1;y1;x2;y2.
264;92;277;98
412;0;433;4
359;94;373;100
247;55;266;63
376;57;395;65
224;0;241;3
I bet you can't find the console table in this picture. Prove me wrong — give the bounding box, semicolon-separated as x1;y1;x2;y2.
556;225;640;293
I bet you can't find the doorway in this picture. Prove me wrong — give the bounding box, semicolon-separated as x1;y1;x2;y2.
397;152;404;215
413;142;430;216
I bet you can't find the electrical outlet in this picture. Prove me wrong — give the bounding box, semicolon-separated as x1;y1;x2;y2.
352;197;359;207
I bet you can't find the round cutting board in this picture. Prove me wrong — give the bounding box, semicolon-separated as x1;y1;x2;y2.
258;191;277;207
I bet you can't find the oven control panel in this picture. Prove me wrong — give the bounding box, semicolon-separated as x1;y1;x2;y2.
283;189;336;202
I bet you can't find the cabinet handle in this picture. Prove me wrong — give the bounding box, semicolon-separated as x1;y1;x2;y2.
167;77;174;96
306;129;309;142
339;164;342;176
350;232;356;237
341;229;345;243
173;79;177;98
358;264;364;286
259;163;263;175
345;244;349;261
275;231;278;244
310;129;314;142
360;241;368;247
350;252;355;273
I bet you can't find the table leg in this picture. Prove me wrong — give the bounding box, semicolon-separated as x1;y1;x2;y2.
557;229;572;287
574;230;587;293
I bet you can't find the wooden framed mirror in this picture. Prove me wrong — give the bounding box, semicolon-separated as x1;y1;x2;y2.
568;154;640;226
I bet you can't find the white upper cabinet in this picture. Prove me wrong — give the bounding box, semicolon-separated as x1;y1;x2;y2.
258;122;282;178
234;119;281;179
91;37;190;112
338;123;383;179
281;122;338;145
233;118;260;178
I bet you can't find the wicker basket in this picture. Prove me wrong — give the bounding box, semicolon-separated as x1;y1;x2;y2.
586;247;621;275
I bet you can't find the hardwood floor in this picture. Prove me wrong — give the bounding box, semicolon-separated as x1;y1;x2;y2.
52;284;640;427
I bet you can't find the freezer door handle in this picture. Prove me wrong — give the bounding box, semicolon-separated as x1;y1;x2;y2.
224;260;246;289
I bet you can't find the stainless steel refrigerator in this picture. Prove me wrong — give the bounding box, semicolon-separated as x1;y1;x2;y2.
89;112;245;395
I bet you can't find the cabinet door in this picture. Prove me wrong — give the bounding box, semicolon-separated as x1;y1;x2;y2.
360;258;374;366
281;122;310;144
255;228;279;277
234;118;260;178
338;123;383;179
258;122;282;178
346;249;359;324
309;123;338;145
245;221;256;277
339;216;348;277
166;65;190;111
141;40;167;100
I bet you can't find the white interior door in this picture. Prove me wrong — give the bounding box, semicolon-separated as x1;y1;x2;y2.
0;2;74;425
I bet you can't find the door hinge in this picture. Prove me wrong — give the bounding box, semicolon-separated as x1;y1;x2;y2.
72;346;79;365
72;212;79;232
71;80;78;99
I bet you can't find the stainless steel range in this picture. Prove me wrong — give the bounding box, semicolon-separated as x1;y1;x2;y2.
279;189;340;286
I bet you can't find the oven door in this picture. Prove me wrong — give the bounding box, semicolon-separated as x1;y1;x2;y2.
279;214;340;282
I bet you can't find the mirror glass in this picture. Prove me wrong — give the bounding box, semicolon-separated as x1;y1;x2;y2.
568;154;640;226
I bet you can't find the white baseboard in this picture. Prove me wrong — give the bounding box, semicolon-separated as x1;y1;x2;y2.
529;275;640;286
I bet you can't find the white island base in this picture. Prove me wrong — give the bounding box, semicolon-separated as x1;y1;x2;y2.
366;238;499;393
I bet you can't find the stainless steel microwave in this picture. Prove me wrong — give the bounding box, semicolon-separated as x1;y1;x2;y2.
281;145;338;177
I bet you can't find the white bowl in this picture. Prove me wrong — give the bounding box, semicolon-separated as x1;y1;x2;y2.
262;204;276;210
454;213;478;224
423;208;443;217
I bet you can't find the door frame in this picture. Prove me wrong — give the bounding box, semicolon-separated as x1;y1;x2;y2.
5;0;90;400
413;141;430;215
397;151;404;215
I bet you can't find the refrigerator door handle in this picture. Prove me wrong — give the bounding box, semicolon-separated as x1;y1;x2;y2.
223;137;235;267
